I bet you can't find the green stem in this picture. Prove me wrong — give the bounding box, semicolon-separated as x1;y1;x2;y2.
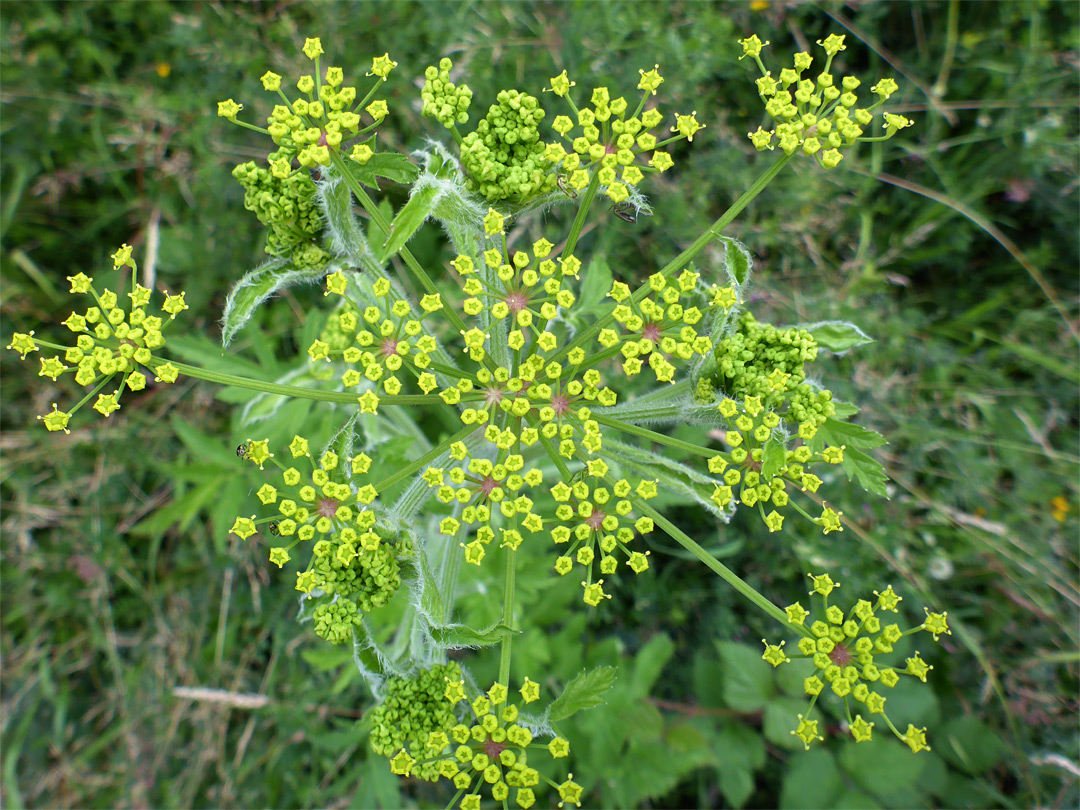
498;532;517;689
563;170;601;257
372;424;475;493
592;413;720;459
550;151;795;366
146;357;443;406
634;499;809;636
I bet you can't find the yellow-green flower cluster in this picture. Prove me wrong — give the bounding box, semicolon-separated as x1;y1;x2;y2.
231;435;402;645
424;441;544;565
459;88;556;203
761;574;950;753
370;662;463;782
458;229;578;332
388;676;576;810
739;34;912;167
708;395;844;535
604;269;712;383
421;57;474;128
314;271;444;397
8;244;183;433
549;467;656;605
219;38;396;169
543;66;702;203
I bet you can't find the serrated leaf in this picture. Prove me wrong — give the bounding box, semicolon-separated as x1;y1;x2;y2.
378;184;439;261
548;666;617;722
839;445;889;497
220;258;327;347
429;622;516;650
814;418;889;497
761;436;787;480
817;417;887;449
352;152;419;187
802;320;874;354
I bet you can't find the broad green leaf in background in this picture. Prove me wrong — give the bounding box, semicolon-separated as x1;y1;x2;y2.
717;641;775;711
780;749;844;810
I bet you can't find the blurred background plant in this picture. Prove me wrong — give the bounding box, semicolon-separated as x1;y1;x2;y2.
1;1;1076;807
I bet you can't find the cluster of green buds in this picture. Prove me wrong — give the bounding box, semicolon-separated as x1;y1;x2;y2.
218;38;398;264
761;574;951;752
459;88;555;203
388;676;576;810
420;57;474;128
7;244;184;433
231;159;328;268
739;33;913;167
709;312;835;432
369;662;463;782
230;435;403;645
543;65;702;203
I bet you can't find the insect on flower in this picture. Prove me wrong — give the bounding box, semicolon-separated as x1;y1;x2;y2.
236;443;249;458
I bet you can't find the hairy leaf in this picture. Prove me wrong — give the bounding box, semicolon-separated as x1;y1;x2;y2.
429;622;517;650
220;258;327;347
802;320;874;354
378;184;440;262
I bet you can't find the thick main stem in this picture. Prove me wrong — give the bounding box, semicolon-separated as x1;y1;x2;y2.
562;171;601;257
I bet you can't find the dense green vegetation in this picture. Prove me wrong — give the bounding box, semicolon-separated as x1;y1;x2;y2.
2;2;1076;808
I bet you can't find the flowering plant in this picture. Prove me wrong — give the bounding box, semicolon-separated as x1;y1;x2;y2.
9;33;941;808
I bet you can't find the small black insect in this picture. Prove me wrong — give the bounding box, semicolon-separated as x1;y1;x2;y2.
556;173;578;200
268;522;280;536
611;201;638;223
236;443;248;458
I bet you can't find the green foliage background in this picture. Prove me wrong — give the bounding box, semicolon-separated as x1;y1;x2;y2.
1;1;1076;807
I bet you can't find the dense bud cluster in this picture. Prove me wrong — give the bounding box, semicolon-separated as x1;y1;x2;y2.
739;34;912;167
232;158;328;268
712;312;834;430
369;662;463;781
7;244;183;432
459;89;555;203
388;676;576;810
762;574;950;753
231;434;402;645
420;57;474;128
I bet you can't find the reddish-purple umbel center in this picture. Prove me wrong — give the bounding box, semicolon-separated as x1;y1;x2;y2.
379;338;399;358
641;322;662;343
318;498;339;518
505;292;529;314
477;476;500;499
483;737;507;760
550;393;572;417
484;386;503;406
585;509;606;532
828;643;853;667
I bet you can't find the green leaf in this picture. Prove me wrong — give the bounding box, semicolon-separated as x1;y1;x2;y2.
817;417;887;449
814;418;889;497
719;763;755;809
802;320;874;354
323;412;359;485
352;152;419;187
577;256;613;314
713;721;766;772
936;715;1007;775
780;749;844;810
721;237;753;286
839;737;927;799
717;641;774;711
300;646;354;672
548;666;617;722
604;437;731;519
220;258;327;347
428;622;516;650
760;436;787;480
630;634;675;696
378;184;439;262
